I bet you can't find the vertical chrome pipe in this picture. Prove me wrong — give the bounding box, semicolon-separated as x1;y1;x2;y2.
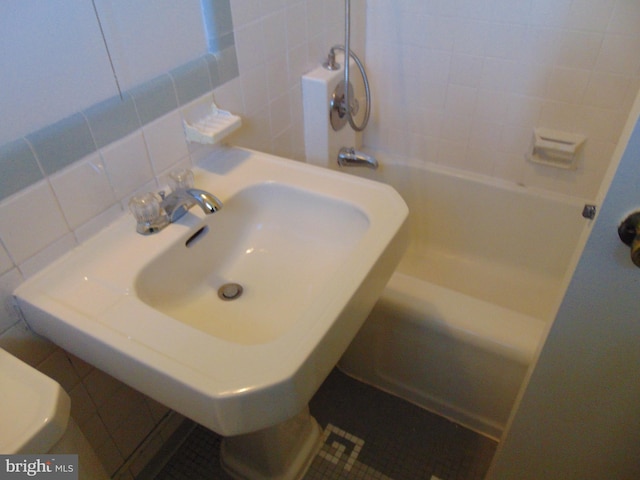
342;0;370;132
344;0;352;128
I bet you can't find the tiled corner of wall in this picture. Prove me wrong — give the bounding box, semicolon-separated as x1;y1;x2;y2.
226;0;362;161
33;346;179;478
0;315;175;477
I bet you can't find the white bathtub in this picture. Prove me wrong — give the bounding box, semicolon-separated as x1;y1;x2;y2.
337;155;590;440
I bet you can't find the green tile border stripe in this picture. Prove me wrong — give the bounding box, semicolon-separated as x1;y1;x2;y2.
0;138;45;199
0;47;238;202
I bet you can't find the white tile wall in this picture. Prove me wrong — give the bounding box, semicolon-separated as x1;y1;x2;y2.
0;244;13;276
142;111;191;174
19;236;80;281
223;0;365;161
0;181;71;265
0;269;23;332
49;153;117;230
101;132;154;200
364;0;640;200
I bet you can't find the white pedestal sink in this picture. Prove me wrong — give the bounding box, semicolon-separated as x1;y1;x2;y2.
15;146;408;479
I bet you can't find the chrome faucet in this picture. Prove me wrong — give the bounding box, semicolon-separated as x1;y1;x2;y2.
337;147;378;169
161;188;222;222
129;168;222;235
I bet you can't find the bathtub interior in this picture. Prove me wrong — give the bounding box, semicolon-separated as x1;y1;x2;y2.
339;270;546;440
335;153;590;439
340;157;587;320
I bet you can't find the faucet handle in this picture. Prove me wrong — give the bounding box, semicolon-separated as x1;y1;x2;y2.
128;192;169;234
169;168;194;191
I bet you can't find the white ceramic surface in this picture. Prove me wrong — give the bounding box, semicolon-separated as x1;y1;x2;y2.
338;155;588;439
135;182;369;345
15;146;408;436
0;348;70;453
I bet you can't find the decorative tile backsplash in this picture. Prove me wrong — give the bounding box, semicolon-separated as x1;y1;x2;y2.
0;49;236;204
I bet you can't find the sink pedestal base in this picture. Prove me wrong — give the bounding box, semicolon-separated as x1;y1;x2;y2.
220;407;322;480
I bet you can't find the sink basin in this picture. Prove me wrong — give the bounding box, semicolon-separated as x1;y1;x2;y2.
15;146;408;437
0;348;70;453
135;182;369;345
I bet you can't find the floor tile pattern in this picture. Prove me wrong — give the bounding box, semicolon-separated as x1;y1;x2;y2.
150;369;496;479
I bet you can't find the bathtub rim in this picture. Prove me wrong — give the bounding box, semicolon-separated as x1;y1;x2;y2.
339;149;594;208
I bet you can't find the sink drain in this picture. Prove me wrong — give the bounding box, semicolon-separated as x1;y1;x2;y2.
218;283;243;300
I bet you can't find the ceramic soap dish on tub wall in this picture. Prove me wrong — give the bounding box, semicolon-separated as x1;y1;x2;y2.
527;127;586;170
183;101;242;145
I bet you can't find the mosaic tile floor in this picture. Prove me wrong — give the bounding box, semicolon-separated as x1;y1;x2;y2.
145;369;497;480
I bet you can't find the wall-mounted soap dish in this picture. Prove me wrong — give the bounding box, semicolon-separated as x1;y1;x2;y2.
527;127;586;170
183;102;241;145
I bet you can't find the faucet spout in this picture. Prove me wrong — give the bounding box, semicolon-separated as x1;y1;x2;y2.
162;188;223;222
129;168;223;235
184;188;224;214
337;147;378;169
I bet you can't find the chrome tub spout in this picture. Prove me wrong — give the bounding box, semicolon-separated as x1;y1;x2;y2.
337;147;378;170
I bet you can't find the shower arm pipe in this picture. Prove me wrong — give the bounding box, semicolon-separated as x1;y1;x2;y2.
342;0;370;132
